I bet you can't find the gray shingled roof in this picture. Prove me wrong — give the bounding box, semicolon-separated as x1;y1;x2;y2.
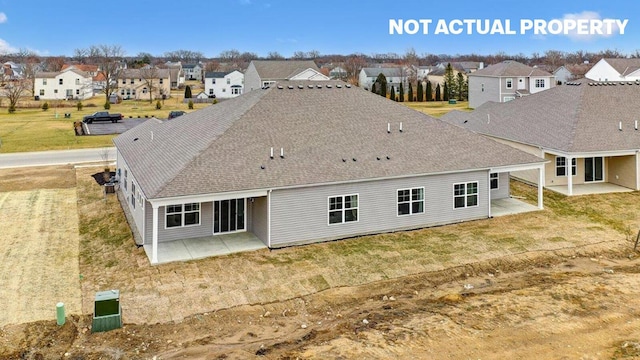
601;58;640;76
115;81;545;200
205;71;231;78
120;68;171;79
441;78;640;153
35;68;91;79
251;60;319;80
470;60;553;78
361;67;404;78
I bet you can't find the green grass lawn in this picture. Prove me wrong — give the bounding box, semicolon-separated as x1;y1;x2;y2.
0;89;211;153
403;100;471;117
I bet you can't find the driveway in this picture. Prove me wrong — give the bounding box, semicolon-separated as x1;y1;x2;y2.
83;118;150;135
0;147;116;169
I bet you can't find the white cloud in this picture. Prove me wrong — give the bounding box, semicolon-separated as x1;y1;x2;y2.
562;11;621;41
0;12;7;24
0;38;17;54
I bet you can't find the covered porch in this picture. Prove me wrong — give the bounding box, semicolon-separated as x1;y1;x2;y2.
143;232;267;265
490;197;540;217
546;183;633;196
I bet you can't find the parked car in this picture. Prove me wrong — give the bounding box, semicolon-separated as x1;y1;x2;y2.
168;111;186;119
82;111;123;124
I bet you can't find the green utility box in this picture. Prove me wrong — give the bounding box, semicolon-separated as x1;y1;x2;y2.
448;99;457;104
92;290;122;333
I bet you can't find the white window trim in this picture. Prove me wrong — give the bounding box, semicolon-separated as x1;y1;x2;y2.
164;203;202;229
397;187;425;217
453;182;479;209
555;156;576;177
327;194;359;225
506;78;513;89
213;198;247;235
535;79;545;88
490;173;499;190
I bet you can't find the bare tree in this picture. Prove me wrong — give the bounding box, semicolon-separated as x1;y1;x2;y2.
307;50;320;59
44;56;65;72
139;67;160;103
204;60;220;72
343;54;367;85
267;51;284;59
291;51;307;60
2;79;28;113
78;44;126;103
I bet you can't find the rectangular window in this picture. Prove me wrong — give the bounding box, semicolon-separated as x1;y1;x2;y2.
76;89;80;95
209;89;214;95
556;157;576;177
130;79;134;84
58;79;63;85
43;79;47;85
214;199;244;233
212;79;216;84
454;182;479;209
131;183;136;209
504;96;515;102
159;78;164;84
490;173;499;190
397;188;424;216
232;88;242;95
535;79;545;88
39;89;44;96
328;194;358;224
75;78;80;85
227;78;231;84
166;203;200;228
122;79;126;85
123;169;128;191
506;78;513;89
54;89;58;94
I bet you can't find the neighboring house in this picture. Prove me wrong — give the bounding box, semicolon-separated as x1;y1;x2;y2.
204;70;244;98
329;66;347;79
194;91;209;100
425;66;462;89
584;58;640;81
183;63;204;81
442;78;640;196
553;63;593;84
114;80;545;264
33;67;93;100
416;66;431;80
467;60;555;108
455;61;484;73
169;68;185;89
358;67;407;92
244;60;328;92
61;64;104;92
117;68;171;101
2;61;25;80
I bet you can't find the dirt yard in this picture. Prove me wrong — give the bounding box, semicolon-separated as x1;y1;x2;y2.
1;166;640;359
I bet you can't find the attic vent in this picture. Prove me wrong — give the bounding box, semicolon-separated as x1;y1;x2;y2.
629;82;634;85
133;137;139;141
376;157;381;160
277;85;284;89
352;158;357;162
326;84;332;88
316;84;322;89
345;84;352;88
308;85;314;89
386;156;391;160
336;84;342;88
298;85;303;89
288;85;294;89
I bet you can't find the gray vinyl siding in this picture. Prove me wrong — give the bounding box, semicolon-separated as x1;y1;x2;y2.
244;63;260;93
144;200;152;243
154;202;213;243
116;150;146;242
490;172;510;200
269;171;489;247
251;196;269;245
469;76;500;108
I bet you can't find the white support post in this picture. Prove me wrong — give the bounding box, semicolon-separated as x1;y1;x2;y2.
538;165;544;209
487;171;492;218
567;156;574;196
152;203;159;264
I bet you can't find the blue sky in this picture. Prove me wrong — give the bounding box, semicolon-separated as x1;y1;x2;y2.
0;0;638;58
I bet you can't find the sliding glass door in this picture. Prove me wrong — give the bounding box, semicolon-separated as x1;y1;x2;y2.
584;157;604;182
214;198;245;234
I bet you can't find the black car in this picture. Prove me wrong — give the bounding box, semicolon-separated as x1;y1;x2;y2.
168;111;186;119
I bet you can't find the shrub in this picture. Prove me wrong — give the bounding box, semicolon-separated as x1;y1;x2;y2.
188;100;194;109
76;102;83;111
41;102;49;111
104;101;111;110
156;100;162;110
8;105;16;113
212;99;218;104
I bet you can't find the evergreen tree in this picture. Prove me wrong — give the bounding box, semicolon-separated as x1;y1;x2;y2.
456;72;467;100
376;73;387;98
435;83;441;101
417;82;423;102
408;83;413;102
426;81;433;102
399;83;404;102
371;83;376;94
390;86;396;102
444;63;456;100
184;85;192;99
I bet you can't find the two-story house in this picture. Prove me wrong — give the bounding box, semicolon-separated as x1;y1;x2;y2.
468;60;555;108
244;60;329;93
358;67;407;93
183;63;203;81
34;67;94;100
117;68;171;101
553;63;593;84
204;70;244;99
585;58;640;82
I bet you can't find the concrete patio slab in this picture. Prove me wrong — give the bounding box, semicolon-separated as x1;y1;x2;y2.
547;183;633;196
491;197;540;217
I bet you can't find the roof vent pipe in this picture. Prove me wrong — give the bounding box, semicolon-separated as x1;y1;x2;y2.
619;121;623;131
399;122;403;132
270;147;274;159
636;120;638;130
387;123;391;133
280;148;284;159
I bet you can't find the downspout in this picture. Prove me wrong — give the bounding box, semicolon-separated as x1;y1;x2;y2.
267;189;272;248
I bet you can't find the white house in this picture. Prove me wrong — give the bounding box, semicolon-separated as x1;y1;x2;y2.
183;63;203;81
34;68;94;100
204;70;244;99
358;67;407;92
585;58;640;82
